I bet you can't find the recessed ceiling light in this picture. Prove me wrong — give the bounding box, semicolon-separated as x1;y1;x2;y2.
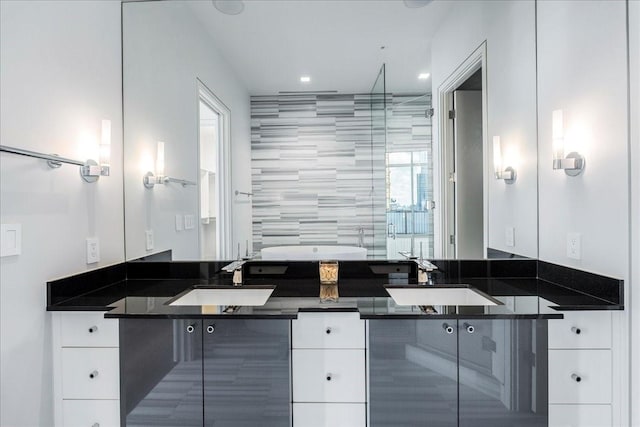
212;0;245;16
300;76;311;83
418;73;431;80
403;0;434;8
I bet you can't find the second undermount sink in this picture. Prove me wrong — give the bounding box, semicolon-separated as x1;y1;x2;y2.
168;285;276;306
384;285;502;306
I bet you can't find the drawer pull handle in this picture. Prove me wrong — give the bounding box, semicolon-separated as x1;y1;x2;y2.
88;326;98;333
464;323;475;334
442;323;454;334
326;373;332;381
571;373;582;383
326;327;332;334
89;370;99;379
187;325;195;334
571;327;581;335
206;325;215;334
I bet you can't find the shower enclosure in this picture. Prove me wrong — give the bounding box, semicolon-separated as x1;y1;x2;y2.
370;64;435;259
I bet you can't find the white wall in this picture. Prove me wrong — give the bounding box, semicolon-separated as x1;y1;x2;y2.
629;0;639;424
123;1;251;261
0;1;123;426
431;0;538;258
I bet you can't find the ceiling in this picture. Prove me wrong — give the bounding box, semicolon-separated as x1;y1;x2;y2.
186;0;454;95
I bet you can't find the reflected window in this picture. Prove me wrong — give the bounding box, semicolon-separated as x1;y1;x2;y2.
386;151;432;236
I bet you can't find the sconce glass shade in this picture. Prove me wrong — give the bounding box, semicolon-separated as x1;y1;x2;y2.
493;136;503;178
156;141;165;178
552;109;564;162
492;135;516;184
99;119;111;175
551;109;585;176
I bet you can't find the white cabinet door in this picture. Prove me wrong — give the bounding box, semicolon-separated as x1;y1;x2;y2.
549;404;612;427
548;349;612;404
62;400;120;427
292;349;365;403
293;403;366;427
548;311;612;350
60;312;119;347
292;312;365;349
61;348;120;399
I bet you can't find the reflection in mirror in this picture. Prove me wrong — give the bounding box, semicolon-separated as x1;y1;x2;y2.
122;0;538;261
197;81;232;260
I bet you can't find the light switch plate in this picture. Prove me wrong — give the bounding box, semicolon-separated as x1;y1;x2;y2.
184;215;195;230
175;214;184;231
145;230;154;251
567;232;581;260
86;237;100;264
505;227;515;247
1;224;22;257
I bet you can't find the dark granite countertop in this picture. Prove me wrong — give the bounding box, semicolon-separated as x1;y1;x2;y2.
46;259;623;319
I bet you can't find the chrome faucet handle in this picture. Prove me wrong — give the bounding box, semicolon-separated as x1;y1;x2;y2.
418;260;438;272
398;251;418;260
222;259;245;273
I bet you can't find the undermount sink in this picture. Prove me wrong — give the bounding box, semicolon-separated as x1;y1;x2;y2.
168;286;276;306
384;285;502;306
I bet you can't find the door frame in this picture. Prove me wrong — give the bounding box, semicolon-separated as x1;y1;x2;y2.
197;79;232;259
436;42;488;258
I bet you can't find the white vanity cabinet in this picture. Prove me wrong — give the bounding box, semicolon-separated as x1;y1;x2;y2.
52;312;120;427
291;312;366;427
545;308;613;427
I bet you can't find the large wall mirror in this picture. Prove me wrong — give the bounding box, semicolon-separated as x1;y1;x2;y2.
122;0;538;262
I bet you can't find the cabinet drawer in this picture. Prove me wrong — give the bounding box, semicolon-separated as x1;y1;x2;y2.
292;312;364;349
62;399;120;427
62;348;119;399
548;349;611;404
292;349;365;403
60;312;119;347
548;311;611;349
293;403;366;427
549;404;611;427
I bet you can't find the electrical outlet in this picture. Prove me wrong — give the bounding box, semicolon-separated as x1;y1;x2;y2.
86;237;100;264
567;232;581;260
145;230;154;251
184;214;195;230
505;227;515;247
175;214;184;231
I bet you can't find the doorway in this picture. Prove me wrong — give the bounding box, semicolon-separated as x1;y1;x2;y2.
198;80;232;259
437;43;488;259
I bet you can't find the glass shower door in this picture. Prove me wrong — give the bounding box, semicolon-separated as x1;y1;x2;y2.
369;64;388;258
384;91;435;259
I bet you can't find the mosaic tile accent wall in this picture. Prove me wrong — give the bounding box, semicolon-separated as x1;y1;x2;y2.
251;93;431;258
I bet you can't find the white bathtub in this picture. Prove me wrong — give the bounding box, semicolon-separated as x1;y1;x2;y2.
260;245;367;261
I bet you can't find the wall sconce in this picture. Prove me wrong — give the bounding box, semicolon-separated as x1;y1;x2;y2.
492;136;516;184
0;119;111;183
552;109;585;176
143;141;196;188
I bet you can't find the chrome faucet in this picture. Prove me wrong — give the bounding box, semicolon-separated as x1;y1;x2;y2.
399;242;437;285
416;260;437;285
222;259;246;286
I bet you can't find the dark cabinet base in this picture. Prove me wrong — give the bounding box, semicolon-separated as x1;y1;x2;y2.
369;319;548;427
120;319;290;427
